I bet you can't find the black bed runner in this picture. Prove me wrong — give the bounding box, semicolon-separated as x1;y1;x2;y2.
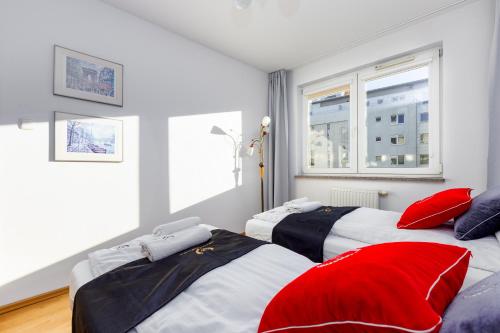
72;229;267;333
272;206;358;263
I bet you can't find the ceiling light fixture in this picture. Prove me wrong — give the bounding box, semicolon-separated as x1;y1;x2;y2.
234;0;253;10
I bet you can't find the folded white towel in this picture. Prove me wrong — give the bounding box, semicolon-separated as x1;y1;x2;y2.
283;197;309;206
253;206;299;224
88;234;158;277
153;216;201;236
141;226;212;262
286;201;323;213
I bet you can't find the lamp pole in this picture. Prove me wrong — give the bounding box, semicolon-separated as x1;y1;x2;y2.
248;116;271;213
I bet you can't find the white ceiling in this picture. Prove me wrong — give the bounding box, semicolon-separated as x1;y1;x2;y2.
101;0;469;72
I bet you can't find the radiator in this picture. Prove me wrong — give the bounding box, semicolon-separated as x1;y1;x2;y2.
330;187;380;209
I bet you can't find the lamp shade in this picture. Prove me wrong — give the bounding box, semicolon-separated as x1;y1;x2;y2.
210;125;227;136
261;116;271;127
246;146;255;156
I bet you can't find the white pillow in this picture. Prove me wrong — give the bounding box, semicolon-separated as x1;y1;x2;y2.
496;230;500;244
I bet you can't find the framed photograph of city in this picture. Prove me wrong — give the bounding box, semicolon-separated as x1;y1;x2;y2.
54;112;123;162
53;45;123;107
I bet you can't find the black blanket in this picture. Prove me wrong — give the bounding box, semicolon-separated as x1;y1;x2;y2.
72;229;267;333
272;206;358;263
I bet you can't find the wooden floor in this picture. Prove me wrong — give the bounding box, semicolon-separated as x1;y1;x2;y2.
0;293;71;333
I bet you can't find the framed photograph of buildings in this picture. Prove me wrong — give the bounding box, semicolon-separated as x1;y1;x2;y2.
53;45;123;106
54;112;123;162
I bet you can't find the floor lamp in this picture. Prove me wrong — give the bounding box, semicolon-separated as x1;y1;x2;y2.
247;116;271;212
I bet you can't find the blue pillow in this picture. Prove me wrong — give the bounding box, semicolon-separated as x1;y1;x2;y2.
454;186;500;240
441;271;500;333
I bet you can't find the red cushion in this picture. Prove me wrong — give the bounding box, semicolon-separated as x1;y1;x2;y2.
258;242;470;333
397;188;472;229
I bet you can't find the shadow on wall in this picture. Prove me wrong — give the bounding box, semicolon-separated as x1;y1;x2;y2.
0;108;260;305
168;111;243;213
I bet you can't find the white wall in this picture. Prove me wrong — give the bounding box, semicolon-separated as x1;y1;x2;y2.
289;0;494;211
0;0;267;305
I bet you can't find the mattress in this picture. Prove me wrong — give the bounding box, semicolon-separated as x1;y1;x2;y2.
245;218;368;260
245;208;500;290
70;242;314;333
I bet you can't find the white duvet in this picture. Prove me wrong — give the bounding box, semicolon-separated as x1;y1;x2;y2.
332;208;500;273
132;244;313;333
75;242;314;333
247;206;500;273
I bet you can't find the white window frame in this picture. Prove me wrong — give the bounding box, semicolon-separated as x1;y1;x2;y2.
302;74;358;174
358;48;441;175
301;47;441;176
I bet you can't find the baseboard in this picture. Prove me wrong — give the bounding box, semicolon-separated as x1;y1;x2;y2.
0;286;69;315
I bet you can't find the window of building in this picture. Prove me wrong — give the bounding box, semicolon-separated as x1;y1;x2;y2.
420;133;429;144
391;155;405;166
302;48;441;175
420;154;429;165
391;113;405;125
420;112;429;122
390;135;405;145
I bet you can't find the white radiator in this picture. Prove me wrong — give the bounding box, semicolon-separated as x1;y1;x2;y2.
330;187;380;209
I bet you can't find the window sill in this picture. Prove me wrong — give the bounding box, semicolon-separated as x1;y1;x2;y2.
295;174;445;182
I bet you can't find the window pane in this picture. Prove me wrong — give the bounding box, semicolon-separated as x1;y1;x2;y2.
307;84;351;169
364;66;430;168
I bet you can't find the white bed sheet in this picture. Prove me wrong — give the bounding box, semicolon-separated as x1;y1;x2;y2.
245;218;367;260
70;244;314;333
245;214;496;290
333;208;500;273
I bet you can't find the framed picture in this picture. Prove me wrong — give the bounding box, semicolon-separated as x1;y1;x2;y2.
54;112;123;162
53;45;123;106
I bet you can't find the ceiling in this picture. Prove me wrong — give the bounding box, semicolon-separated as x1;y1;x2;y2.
101;0;469;72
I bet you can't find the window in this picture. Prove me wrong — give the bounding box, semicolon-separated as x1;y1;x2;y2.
420;133;429;144
420;112;429;122
391;155;405;166
391;113;405;125
303;48;441;175
420;154;429;165
304;78;355;172
391;135;405;145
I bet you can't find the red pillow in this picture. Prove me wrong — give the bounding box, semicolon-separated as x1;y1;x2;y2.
397;188;472;229
258;242;470;333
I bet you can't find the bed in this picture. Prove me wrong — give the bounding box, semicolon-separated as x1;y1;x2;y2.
245;207;500;290
69;225;316;333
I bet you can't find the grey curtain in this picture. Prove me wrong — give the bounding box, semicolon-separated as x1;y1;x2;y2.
488;0;500;187
266;69;290;209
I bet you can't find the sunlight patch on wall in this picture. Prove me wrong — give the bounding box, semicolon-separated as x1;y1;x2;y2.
168;111;242;213
0;116;140;287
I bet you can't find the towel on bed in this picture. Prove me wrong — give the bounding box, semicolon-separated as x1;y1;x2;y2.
283;197;309;206
253;206;299;224
88;234;158;277
286;201;323;213
141;226;212;262
153;216;201;236
253;202;323;224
